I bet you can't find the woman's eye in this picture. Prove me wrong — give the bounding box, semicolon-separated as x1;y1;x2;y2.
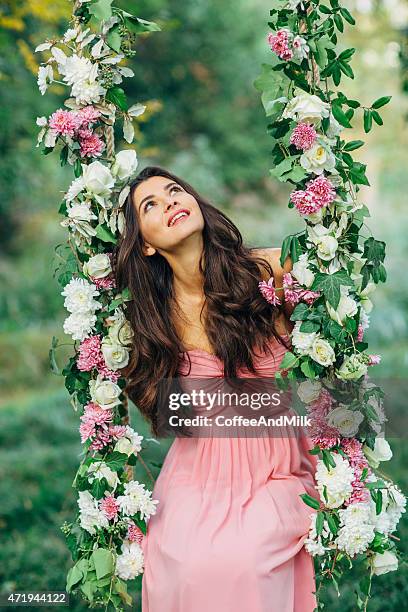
144;200;155;211
171;185;181;193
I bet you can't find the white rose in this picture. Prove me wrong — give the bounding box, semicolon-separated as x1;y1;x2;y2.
358;282;376;314
291;254;315;288
327;405;364;437
316;235;338;261
326;288;358;325
297;379;322;404
310;338;336;367
336;353;367;381
114;427;143;457
362;437;392;469
303;207;325;224
82;160;115;197
87;461;120;490
111;150;138;181
106;309;134;347
300;141;336;175
67;203;97;222
89;374;122;410
83;253;112;279
101;338;130;370
370;551;398;576
282;92;330;124
291;322;318;356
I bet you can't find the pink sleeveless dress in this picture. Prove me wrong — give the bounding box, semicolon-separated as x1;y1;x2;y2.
141;336;318;612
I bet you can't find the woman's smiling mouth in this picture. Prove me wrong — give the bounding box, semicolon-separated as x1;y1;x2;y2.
167;209;191;227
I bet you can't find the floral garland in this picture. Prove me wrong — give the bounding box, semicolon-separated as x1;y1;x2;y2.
35;1;162;608
255;1;406;608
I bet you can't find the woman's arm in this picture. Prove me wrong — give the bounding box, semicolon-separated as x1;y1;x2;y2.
252;247;295;325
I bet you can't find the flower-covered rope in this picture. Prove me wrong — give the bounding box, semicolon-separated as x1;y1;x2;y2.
35;0;162;608
255;1;406;608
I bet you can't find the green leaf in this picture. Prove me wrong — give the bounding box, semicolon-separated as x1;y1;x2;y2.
326;513;339;535
290;303;309;321
343;140;364;151
279;351;298;370
371;95;391;109
371;110;383;126
60;145;68;166
363;109;373;133
299;320;320;333
338;48;355;61
106;25;122;53
106;86;128;111
88;0;113;21
334;13;344;32
91;548;114;580
376;490;383;515
125;16;162;33
340;7;356;24
300;360;317;379
95;224;117;244
319;5;332;14
104;451;128;470
339;61;354;79
316;511;324;535
254;64;288;118
269;157;293;179
310;270;354;309
300;493;321;509
290;236;302;264
74;158;82;178
280;235;292;267
314;35;336;69
331;103;352;128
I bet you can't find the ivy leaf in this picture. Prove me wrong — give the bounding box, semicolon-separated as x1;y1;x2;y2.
104;451;128;470
310;270;354;308
125;16;162;33
371;95;391;109
91;548;114;580
106;25;122;53
269;157;293;179
254;64;288;118
290;302;309;321
279;351;298;371
95;224;117;244
299;320;320;333
300;360;317;379
106;86;128;111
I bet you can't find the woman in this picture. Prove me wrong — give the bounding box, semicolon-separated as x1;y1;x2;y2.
114;165;318;612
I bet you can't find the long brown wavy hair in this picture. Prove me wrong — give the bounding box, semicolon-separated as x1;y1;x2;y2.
113;165;290;436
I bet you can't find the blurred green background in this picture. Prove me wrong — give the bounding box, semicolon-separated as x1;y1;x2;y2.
0;0;407;610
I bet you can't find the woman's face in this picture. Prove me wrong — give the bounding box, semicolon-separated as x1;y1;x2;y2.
132;175;205;254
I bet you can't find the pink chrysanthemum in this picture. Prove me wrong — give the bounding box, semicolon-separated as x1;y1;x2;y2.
259;277;281;306
76;105;102;127
49;109;79;137
77;335;102;371
267;30;293;61
306;176;336;207
79;403;113;443
78;128;105;158
100;495;120;520
290;189;322;215
89;426;112;451
127;522;145;545
290;123;317;151
108;424;128;440
79;419;96;444
310;433;341;450
368;354;381;366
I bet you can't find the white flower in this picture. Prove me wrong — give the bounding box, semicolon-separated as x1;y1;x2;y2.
106;309;134;347
292;321;319;356
300;140;336;175
358;281;376;314
71;76;106;105
291;254;315;288
370;551;399;576
66;176;86;203
63;28;78;43
67;203;97;223
87;461;120;490
303;207;325;225
327;405;364;437
37;64;54;95
101;337;130;370
117;480;159;520
307;224;338;261
82;160;115;199
360;309;370;332
77;490;109;535
59;53;93;85
89;374;122;410
335;502;376;556
292;36;309;61
63;312;97;341
116;541;145;579
114;426;143;457
362;437;392;469
326;287;358;325
310;338;336;367
282;92;330;124
297;379;321;404
326;113;343;144
83;253;112;279
316;453;354;508
61;277;101;314
304;512;331;556
111;150;138;181
336;353;368;381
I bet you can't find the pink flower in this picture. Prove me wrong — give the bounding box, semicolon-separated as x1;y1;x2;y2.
290;123;317;151
310;433;341;450
368;354;381;366
306;176;336;207
78;128;105;158
100;495;120;520
79;403;113;443
49;109;80;136
259;277;281;306
127;522;145;545
108;424;128;440
77;335;102;371
92;276;116;290
290;189;322;215
357;324;364;342
89;426;112;451
267;30;293;61
79;420;96;444
76;105;102;127
282;272;320;306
